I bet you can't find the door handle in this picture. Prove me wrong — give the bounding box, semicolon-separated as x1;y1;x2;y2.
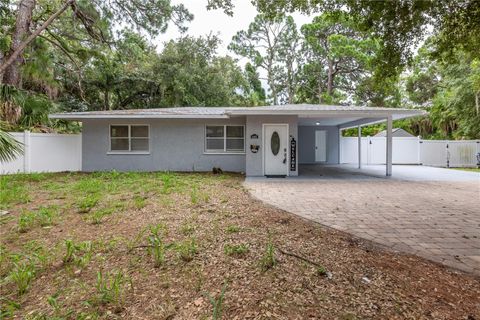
283;152;287;164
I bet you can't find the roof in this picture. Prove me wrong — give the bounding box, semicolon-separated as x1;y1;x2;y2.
374;128;416;137
49;104;426;120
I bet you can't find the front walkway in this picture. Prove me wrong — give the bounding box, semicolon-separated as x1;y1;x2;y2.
245;165;480;275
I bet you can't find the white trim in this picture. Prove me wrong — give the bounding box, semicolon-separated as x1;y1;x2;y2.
50;114;230;120
204;124;246;154
108;124;150;154
262;123;289;176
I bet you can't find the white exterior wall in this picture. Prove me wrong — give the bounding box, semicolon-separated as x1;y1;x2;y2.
0;132;82;174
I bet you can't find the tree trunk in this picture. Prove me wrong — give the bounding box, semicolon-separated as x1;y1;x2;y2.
2;0;36;87
318;76;323;103
326;59;334;96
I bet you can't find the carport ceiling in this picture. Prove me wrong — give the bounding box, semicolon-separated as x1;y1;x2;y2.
298;117;363;126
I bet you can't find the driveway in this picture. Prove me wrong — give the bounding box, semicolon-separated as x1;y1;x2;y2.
244;165;480;275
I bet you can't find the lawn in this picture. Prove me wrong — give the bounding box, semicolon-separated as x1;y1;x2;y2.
0;172;479;319
452;167;480;172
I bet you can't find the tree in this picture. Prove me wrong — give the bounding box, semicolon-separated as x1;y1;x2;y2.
300;12;388;105
243;62;266;106
229;14;300;105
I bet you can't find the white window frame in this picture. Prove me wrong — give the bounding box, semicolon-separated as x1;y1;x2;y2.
108;124;150;155
204;125;245;154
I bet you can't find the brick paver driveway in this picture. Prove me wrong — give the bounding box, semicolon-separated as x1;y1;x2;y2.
245;165;480;275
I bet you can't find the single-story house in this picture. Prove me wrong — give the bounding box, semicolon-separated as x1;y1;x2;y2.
374;128;415;137
50;104;425;177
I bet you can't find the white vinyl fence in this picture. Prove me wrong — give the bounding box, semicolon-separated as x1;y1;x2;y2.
340;136;480;167
0;131;82;174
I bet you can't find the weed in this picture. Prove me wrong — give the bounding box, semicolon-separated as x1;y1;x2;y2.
204;283;228;320
133;195;147;209
36;206;58;227
87;208;114;225
23;241;50;269
190;186;199;204
0;245;12;277
126;227;147;252
95;270;131;307
63;239;93;268
9;261;35;295
160;173;176;194
148;224;167;267
260;237;276;272
17;211;36;233
75;178;103;194
316;265;328;276
0;298;20;318
77;194;100;213
0;176;30;209
225;225;240;233
224;244;249;257
176;238;197;262
181;222;197;236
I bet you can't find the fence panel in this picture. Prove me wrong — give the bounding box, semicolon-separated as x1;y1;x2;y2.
447;141;480;167
340;137;368;164
0;132;82;174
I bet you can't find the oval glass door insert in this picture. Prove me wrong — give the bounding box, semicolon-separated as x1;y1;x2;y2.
271;131;280;155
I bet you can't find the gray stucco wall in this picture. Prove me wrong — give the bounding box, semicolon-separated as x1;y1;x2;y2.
298;126;340;164
245;115;298;177
82;118;246;172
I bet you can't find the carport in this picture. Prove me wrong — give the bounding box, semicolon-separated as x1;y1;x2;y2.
293;106;425;176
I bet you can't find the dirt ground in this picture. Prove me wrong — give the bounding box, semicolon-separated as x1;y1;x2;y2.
0;172;479;319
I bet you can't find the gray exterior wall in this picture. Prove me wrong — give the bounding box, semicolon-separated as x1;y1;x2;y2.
245;115;298;177
298;126;340;164
82;118;246;172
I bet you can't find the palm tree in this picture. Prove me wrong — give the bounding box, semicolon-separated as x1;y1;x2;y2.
0;122;23;162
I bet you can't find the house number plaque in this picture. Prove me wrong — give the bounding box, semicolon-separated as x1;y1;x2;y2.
290;136;296;171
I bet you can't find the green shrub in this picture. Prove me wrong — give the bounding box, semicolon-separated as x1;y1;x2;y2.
176;238;197;262
224;244;249;257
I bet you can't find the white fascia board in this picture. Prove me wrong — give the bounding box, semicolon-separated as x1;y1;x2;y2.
49;114;231;120
226;109;426;117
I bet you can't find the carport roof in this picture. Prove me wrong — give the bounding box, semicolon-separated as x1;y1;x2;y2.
49;104;426;121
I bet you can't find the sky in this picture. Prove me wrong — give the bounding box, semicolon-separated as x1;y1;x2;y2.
154;0;313;59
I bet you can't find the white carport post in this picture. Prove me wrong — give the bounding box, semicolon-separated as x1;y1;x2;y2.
386;115;393;176
357;125;362;169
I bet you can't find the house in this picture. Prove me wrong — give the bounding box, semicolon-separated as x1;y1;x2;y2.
49;104;425;177
374;128;415;137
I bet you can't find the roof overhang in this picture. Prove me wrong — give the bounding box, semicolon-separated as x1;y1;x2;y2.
49;114;230;120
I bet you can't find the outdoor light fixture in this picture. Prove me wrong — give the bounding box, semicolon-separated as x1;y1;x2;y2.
316;122;320;125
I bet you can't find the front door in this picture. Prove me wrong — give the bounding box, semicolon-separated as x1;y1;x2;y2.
264;124;289;176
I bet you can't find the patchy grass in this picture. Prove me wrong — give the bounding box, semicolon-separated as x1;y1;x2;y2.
452;167;480;172
0;172;479;319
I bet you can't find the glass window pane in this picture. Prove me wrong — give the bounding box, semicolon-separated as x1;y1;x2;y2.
131;125;149;138
226;139;244;151
227;126;244;138
206;139;224;151
206;126;224;138
131;138;149;151
111;126;128;138
111;138;129;151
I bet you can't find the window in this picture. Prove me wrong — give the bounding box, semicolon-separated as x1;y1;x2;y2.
205;125;245;153
110;125;149;153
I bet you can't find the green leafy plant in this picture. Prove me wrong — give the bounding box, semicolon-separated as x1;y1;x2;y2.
260;237;276;272
223;244;249;257
95;270;131;307
316;265;328;276
77;194;100;213
36;206;58;227
9;261;35;295
133;195;147;209
63;239;93;268
17;211;36;233
204;283;228;320
148;224;167;267
176;238;197;262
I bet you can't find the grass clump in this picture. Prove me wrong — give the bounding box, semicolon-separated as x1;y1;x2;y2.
224;244;249;257
225;225;240;233
63;239;93;268
17;211;36;233
181;222;197;236
176;238;197;262
95;270;132;308
133;195;147;209
204;283;228;320
17;206;58;232
260;237;276;272
148;224;167;268
8;261;35;295
0;176;30;209
77;194;100;213
87;208;114;225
